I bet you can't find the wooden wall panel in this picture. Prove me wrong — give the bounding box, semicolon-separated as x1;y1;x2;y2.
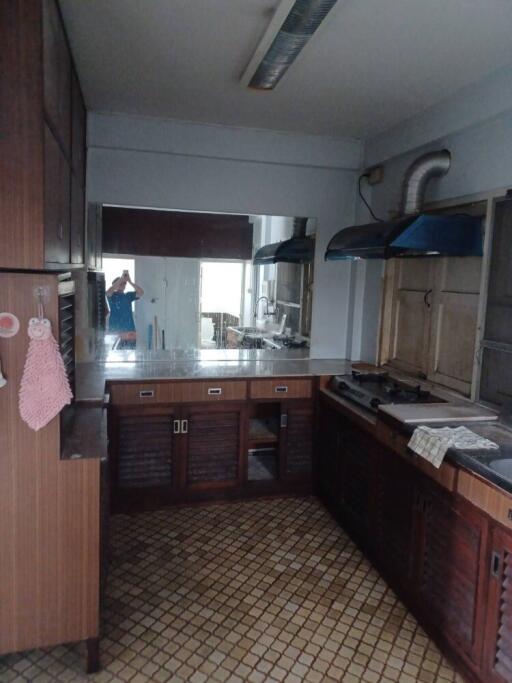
0;273;99;655
102;206;253;260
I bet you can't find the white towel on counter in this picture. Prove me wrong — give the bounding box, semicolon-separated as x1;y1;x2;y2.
408;425;499;469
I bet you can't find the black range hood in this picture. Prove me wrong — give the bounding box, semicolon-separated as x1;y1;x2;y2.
325;213;483;260
325;149;483;260
253;217;314;265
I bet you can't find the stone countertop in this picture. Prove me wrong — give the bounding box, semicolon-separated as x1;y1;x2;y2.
396;418;512;495
320;386;512;494
76;356;352;401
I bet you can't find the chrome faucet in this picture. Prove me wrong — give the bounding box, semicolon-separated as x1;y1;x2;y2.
254;296;271;320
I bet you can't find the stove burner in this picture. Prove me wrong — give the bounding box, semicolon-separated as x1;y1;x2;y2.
385;382;431;401
351;370;389;383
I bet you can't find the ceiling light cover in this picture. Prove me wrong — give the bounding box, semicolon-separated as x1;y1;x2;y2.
249;0;339;89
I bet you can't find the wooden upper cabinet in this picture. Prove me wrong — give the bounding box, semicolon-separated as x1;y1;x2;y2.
387;258;434;376
43;0;71;154
0;0;85;270
44;124;71;264
428;257;481;395
71;68;86;186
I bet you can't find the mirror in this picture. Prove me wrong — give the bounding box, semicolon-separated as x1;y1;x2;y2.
91;207;316;360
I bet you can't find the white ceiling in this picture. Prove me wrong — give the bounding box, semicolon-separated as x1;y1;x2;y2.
60;0;512;140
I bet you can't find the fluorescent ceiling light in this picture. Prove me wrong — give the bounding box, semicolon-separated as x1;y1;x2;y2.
241;0;339;90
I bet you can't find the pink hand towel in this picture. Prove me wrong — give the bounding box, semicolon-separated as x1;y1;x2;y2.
19;317;73;431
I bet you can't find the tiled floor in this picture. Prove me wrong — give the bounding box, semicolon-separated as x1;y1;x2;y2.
1;496;464;683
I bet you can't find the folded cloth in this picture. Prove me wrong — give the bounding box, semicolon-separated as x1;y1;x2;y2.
408;425;499;469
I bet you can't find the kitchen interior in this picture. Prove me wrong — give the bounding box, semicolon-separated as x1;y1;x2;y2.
2;2;512;683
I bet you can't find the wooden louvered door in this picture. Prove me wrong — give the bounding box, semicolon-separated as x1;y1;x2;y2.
484;526;512;683
110;407;179;511
418;483;487;666
376;451;419;594
338;421;378;551
317;401;341;507
283;402;314;481
182;404;244;491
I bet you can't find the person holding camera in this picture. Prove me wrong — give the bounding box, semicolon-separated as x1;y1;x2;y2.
106;270;144;349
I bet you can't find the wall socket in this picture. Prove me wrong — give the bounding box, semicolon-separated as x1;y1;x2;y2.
365;165;384;185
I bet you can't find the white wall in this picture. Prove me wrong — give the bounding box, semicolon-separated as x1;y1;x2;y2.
87;113;363;358
355;68;512;363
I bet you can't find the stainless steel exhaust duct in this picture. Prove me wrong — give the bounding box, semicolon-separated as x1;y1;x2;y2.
400;149;451;215
249;0;339;90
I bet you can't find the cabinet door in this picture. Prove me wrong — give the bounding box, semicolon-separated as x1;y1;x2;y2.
43;0;71;153
419;484;487;665
387;259;434;375
110;409;179;511
339;425;378;550
484;527;512;683
184;405;243;488
70;173;84;264
71;69;86;187
44;125;70;264
317;402;341;505
284;402;314;480
376;451;418;590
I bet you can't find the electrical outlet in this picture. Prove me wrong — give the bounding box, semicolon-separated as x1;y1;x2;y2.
366;165;384;185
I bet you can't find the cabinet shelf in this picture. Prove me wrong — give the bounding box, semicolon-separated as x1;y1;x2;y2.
249;418;279;444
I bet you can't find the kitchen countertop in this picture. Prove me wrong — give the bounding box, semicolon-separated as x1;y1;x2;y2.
320;386;512;495
76;354;351;401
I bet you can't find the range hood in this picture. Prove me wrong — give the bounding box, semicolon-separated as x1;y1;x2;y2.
253;217;314;265
325;150;484;260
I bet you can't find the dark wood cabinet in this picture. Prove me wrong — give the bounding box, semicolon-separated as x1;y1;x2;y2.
0;0;86;270
87;203;103;271
184;404;244;489
42;0;71;153
484;526;512;683
375;450;418;590
283;402;314;480
44;124;71;264
418;481;488;666
316;396;504;683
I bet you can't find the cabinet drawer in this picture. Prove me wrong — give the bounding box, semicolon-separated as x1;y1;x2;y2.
169;381;247;403
109;383;169;405
249;379;312;400
110;380;247;405
458;470;512;529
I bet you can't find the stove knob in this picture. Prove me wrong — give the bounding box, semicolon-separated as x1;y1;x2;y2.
370;397;383;410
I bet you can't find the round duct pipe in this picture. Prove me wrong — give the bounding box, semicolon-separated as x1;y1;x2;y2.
400;149;451;216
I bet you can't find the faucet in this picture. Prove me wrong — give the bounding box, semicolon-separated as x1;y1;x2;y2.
254;296;271;321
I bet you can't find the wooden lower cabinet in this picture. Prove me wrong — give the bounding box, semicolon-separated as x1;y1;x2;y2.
375;451;418;591
484;526;512;683
418;483;488;667
184;404;244;489
283;402;314;480
317;396;512;683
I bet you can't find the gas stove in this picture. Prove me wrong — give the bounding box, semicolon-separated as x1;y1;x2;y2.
329;370;446;414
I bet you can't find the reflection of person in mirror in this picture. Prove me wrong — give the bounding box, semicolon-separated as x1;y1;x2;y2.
106;271;144;349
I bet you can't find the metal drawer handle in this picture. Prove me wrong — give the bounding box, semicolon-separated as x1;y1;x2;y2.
181;419;188;434
208;387;222;396
139;389;155;398
173;419;180;434
275;385;288;393
280;413;288;429
491;551;501;578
